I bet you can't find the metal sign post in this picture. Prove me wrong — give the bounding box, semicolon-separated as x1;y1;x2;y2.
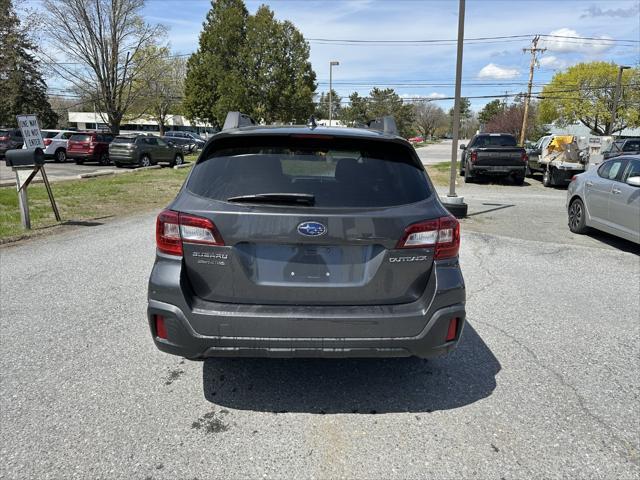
7;115;62;229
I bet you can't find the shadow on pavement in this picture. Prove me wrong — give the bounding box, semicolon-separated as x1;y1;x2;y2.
201;323;500;414
586;230;640;254
467;203;515;217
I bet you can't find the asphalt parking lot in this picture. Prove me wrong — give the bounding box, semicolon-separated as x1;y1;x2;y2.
1;156;638;478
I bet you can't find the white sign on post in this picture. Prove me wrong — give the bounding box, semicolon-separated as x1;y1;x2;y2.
16;114;45;150
11;114;61;229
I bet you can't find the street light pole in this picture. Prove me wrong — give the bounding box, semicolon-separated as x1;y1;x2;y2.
329;61;339;126
448;0;465;199
608;65;630;136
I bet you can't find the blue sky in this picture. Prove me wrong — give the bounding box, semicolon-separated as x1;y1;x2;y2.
28;0;640;112
143;0;640;111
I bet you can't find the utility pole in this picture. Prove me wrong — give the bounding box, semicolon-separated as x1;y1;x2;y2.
608;65;630;135
447;0;466;199
519;36;546;146
329;61;339;126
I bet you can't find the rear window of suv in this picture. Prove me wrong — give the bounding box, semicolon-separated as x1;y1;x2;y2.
70;134;91;142
187;137;431;207
112;137;136;144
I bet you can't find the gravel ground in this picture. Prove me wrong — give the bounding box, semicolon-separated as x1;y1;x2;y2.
1;183;638;479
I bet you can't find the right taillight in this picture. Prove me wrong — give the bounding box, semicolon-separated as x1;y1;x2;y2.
156;210;224;256
397;216;460;259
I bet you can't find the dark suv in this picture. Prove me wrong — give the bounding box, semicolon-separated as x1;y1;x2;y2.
0;128;24;157
603;138;640;160
109;135;184;167
67;132;114;165
147;112;466;359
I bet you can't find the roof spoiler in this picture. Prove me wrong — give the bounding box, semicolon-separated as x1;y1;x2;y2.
365;116;398;136
222;111;256;130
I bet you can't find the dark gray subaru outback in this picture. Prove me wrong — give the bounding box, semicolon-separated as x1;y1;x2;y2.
147;112;466;359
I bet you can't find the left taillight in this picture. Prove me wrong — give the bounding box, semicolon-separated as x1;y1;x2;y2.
156;209;224;256
43;138;53;146
397;215;460;259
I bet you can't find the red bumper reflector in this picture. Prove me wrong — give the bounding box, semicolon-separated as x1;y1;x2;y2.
155;315;167;339
446;317;458;342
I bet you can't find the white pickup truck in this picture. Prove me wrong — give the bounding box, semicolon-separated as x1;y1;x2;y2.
526;135;589;187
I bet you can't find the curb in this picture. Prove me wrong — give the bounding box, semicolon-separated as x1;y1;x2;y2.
77;170;115;179
173;162;192;170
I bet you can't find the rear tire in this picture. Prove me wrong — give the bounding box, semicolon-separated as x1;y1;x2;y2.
464;163;475;184
99;152;110;166
568;198;588;234
54;149;66;163
75;159;84;165
114;161;123;168
513;173;525;186
139;154;151;168
172;154;184;167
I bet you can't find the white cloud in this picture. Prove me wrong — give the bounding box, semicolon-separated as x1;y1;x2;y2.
580;5;640;18
477;63;520;80
538;55;567;70
540;28;614;54
426;92;447;99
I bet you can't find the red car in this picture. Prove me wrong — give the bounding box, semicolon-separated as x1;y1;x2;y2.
408;136;424;144
67;132;115;165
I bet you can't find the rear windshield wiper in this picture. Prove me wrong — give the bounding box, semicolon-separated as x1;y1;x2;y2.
227;193;315;206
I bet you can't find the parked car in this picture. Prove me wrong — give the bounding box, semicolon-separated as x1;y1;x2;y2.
109;135;184;168
161;136;197;154
408;136;424;144
0;128;24;158
459;133;527;184
602;137;640;160
567;155;640;244
41;130;75;162
147;111;466;360
67;132;114;165
164;131;206;149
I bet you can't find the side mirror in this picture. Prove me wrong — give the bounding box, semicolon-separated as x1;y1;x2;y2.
626;176;640;187
459;144;466;150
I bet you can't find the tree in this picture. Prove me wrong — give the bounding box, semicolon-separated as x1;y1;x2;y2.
414;102;447;139
185;1;316;127
42;0;167;134
478;99;503;125
339;92;369;126
448;96;472;136
135;49;186;135
449;97;471;121
339;88;414;137
314;89;341;120
539;61;640;135
484;101;549;141
366;88;415;137
0;0;57;128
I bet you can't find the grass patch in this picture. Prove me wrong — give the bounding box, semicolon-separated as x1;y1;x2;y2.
425;161;455;187
0;163;194;243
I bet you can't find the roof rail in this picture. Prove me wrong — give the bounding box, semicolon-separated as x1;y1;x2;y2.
365;116;398;136
222;111;257;130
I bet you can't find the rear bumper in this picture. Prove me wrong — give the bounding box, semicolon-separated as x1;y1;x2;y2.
67;151;97;161
109;153;137;163
147;258;466;359
471;164;526;176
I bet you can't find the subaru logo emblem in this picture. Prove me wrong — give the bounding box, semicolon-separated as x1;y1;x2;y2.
297;221;326;237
